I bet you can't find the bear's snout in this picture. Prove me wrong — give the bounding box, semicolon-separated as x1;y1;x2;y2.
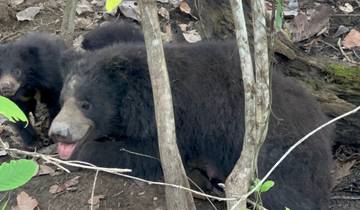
49;97;94;144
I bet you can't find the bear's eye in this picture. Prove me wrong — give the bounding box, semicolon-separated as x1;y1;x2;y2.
14;68;22;77
80;101;91;111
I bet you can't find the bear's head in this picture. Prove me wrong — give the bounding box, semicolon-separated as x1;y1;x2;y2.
0;43;40;97
49;46;155;160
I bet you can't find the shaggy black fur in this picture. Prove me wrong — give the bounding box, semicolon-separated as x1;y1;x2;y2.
56;41;333;210
60;22;144;78
81;22;144;51
0;33;67;146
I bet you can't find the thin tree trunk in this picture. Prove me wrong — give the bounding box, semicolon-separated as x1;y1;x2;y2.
225;0;270;209
60;0;78;44
137;1;196;210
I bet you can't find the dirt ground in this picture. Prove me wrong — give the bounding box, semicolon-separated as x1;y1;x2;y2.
0;0;359;209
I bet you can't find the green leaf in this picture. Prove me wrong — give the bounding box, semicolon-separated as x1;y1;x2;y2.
0;160;38;192
274;0;284;31
105;0;123;13
0;96;28;127
251;178;275;192
259;180;275;192
285;208;291;210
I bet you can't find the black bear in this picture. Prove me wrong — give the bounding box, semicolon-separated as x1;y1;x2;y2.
49;41;333;210
81;22;144;51
0;33;67;147
59;22;145;79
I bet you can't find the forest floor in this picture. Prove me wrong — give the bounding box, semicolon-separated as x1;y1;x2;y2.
0;0;359;209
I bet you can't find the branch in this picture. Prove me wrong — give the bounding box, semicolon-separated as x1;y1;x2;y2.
226;1;270;209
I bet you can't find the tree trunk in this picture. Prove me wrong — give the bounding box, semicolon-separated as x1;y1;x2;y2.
225;0;270;209
60;0;78;45
137;1;196;210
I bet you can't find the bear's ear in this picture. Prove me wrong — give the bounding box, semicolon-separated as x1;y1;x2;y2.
19;46;40;63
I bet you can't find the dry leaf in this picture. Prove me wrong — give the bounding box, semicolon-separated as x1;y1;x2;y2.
285;5;331;42
178;23;188;32
12;191;38;210
162;22;173;43
334;160;356;185
342;29;360;49
169;0;180;7
284;0;299;17
0;149;7;156
119;1;140;21
179;1;191;14
339;3;354;14
88;195;105;210
183;29;201;43
158;7;169;20
76;0;94;15
76;17;93;29
334;25;350;38
49;176;80;194
16;7;41;21
37;164;56;176
10;0;24;7
88;195;105;205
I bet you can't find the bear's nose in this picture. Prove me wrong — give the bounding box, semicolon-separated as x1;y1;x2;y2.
49;122;74;144
0;82;17;96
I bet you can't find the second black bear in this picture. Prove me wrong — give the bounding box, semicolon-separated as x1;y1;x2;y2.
81;22;144;51
49;41;333;209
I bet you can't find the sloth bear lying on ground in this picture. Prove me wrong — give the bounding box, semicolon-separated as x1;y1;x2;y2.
49;36;333;209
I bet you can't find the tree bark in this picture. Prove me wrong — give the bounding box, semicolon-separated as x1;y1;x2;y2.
137;1;196;210
225;0;255;209
60;0;78;45
225;0;270;210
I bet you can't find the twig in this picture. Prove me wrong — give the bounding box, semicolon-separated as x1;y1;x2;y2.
90;170;99;210
0;32;21;42
247;199;268;210
2;147;131;174
119;148;160;161
187;177;217;210
230;106;360;210
318;40;340;52
108;171;238;201
0;141;239;202
331;14;360;17
331;195;360;200
353;49;360;60
337;38;360;65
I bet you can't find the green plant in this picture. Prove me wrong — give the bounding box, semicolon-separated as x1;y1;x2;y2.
252;178;275;193
0;96;38;192
0;160;38;192
274;0;284;31
0;96;28;126
105;0;124;13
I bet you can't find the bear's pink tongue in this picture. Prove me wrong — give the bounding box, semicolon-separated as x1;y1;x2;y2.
57;143;76;160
